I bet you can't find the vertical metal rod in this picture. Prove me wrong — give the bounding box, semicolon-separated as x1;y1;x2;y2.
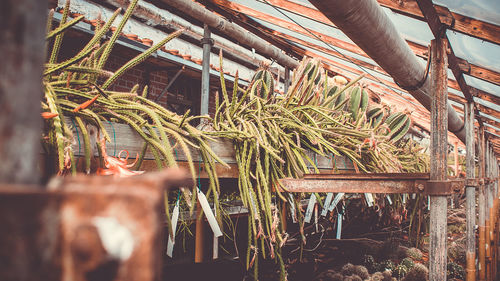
429;38;448;281
200;24;212;116
465;101;476;281
486;144;491;281
196;24;212;263
195;201;205;263
479;126;486;280
452;141;459;208
488;146;495;280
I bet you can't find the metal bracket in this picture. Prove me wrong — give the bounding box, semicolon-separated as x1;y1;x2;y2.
200;38;214;46
424;179;464;195
465;178;481;187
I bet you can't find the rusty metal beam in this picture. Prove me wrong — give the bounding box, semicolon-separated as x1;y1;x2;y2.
280;173;429;193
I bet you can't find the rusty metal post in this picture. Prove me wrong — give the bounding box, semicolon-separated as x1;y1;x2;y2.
428;38;448;281
453;141;460;208
489;146;496;280
479;126;486;280
195;201;205;263
0;0;47;185
486;144;492;281
465;101;476;281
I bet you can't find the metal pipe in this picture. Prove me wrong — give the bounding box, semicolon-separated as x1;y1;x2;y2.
465;101;476;281
428;38;448;281
308;0;466;143
486;145;491;281
479;126;486;280
163;0;298;69
200;24;212;116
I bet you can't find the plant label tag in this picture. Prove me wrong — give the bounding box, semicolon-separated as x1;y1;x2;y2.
304;194;316;223
166;200;180;257
365;193;374;207
402;193;407;204
321;193;334;216
314;205;319;233
289;194;297;223
213;206;219;260
336;213;343;239
386;195;393;205
328;193;345;212
197;189;223;237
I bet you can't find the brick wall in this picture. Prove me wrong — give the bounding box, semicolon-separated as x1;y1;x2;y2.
59;36;217;117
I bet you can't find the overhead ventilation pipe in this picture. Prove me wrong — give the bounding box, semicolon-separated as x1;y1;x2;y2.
163;0;298;69
308;0;466;143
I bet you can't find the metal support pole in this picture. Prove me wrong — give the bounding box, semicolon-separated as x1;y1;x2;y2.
479;126;486;280
200;24;212;116
489;146;496;280
195;24;212;263
465;101;476;281
486;144;491;281
429;38;448;281
0;0;47;185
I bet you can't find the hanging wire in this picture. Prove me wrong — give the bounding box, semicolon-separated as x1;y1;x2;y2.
260;0;427;108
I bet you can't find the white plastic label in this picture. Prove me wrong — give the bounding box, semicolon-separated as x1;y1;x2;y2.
213;206;219;260
336;213;343;239
365;193;374;207
386;195;393;205
304;194;316;223
328;193;345;212
197;189;223;237
166;200;180;257
289;193;297;223
321;193;334;216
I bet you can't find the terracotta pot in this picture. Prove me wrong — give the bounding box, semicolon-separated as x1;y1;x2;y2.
181;54;191;60
71;12;83;19
193;59;203;65
141;38;153;47
167;49;179;55
124;33;138;41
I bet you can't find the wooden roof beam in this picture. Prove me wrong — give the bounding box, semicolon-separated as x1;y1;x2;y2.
258;0;500;87
377;0;500;46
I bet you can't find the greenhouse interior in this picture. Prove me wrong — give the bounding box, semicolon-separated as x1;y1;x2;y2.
2;0;500;280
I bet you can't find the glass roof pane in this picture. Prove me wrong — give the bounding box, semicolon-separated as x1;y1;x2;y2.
434;0;500;26
464;74;500;96
448;31;500;73
381;7;434;46
249;16;379;66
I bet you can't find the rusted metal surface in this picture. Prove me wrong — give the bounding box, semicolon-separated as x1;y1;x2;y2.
281;173;464;194
428;38;448;281
465;101;477;281
0;169;191;281
0;0;47;185
479;126;486;280
280;173;429;194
